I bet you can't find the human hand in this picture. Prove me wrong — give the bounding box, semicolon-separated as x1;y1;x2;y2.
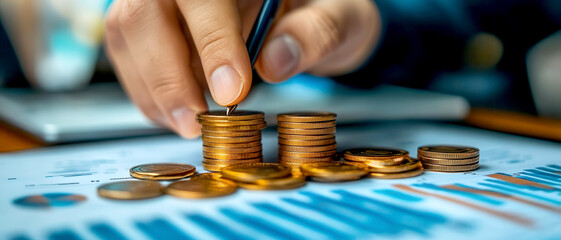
105;0;381;138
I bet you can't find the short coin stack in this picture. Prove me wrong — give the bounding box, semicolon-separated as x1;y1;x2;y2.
277;112;337;168
197;110;266;172
343;148;424;179
417;145;479;172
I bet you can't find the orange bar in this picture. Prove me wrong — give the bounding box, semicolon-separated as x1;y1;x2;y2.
488;173;554;190
394;184;534;227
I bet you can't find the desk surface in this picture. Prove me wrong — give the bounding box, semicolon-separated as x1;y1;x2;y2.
1;121;560;239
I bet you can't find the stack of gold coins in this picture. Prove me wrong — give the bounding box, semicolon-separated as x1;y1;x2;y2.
343;148;424;179
277;112;337;168
221;163;306;190
197;110;266;172
417;145;479;172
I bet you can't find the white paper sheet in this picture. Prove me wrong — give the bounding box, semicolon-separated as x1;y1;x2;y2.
1;122;560;240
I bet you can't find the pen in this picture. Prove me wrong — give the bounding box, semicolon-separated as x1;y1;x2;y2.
227;0;282;115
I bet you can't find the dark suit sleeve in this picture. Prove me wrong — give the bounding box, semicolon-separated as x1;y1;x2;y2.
333;0;561;90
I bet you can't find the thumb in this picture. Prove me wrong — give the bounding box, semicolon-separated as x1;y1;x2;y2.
256;0;380;83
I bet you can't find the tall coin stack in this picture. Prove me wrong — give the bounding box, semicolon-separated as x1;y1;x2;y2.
277;112;337;168
417;145;479;172
197;110;266;172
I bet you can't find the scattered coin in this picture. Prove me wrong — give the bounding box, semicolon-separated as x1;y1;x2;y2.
221;163;292;183
343;148;409;161
98;181;163;200
369;166;424;179
301;162;369;182
166;179;238;198
189;172;224;181
237;175;306;190
130;163;196;180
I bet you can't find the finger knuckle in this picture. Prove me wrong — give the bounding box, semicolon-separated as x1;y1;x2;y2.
304;9;342;57
148;72;184;97
117;0;149;28
197;28;230;65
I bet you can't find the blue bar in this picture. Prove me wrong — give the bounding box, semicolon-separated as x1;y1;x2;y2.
334;190;448;224
251;202;353;239
301;191;426;235
523;170;561;183
518;175;561;187
413;183;503;206
90;223;128;240
48;229;82;240
519;172;561;186
282;197;376;234
186;213;253;240
547;165;561;171
10;235;32;240
219;208;303;240
485;178;554;193
479;182;561;205
374;189;423;202
136;218;192;240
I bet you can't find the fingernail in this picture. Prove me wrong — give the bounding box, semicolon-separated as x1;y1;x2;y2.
263;35;300;80
171;107;201;139
210;65;243;106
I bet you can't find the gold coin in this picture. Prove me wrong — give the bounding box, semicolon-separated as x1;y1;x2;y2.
417;145;479;159
418;155;479;165
189;172;223;181
202;130;261;137
238;176;306;190
203;157;263;165
301;162;369;181
278;137;336;146
166;179;237;198
202;135;261;143
369;166;424;179
277;112;337;122
203;140;261;148
130;163;196;180
364;158;422;173
221;163;292;183
203;151;262;160
278;121;336;129
203;145;262;154
279;150;336;158
422;162;479;172
202;123;267;131
202;163;226;172
278;156;334;163
197;110;264;121
279;143;337;152
198;119;264;126
97;181;163;200
278;127;336;135
343;148;409;161
278;133;334;140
